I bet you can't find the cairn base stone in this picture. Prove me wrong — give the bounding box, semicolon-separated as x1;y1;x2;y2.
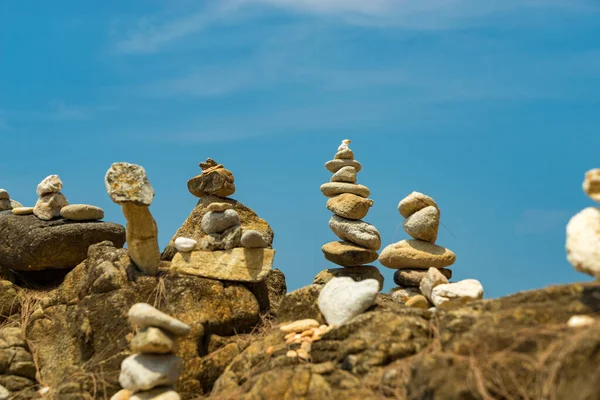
122;204;160;276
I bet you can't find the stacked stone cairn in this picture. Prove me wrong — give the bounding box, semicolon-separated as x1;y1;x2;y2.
0;189;22;212
169;158;274;282
112;303;190;400
566;168;600;278
380;192;483;309
318;140;383;289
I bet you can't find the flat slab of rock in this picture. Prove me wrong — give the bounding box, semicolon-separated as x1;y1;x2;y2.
325;159;362;173
326;193;373;220
0;214;125;271
322;241;379;267
329;215;381;250
170;248;275;282
394;268;452;287
60;204;104;221
313;266;384;290
320;183;370;198
379;239;456;269
162;195;273;261
119;354;183;392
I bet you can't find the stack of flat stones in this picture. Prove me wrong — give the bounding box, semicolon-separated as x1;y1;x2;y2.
319;140;382;286
380;192;455;307
113;303;190;400
33;175;69;220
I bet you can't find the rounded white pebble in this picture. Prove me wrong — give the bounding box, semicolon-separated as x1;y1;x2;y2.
567;315;595;328
175;237;197;253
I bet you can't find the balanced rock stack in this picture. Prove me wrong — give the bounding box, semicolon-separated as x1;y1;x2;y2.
0;189;22;212
566;168;600;278
318;140;383;288
33;175;69;220
113;303;190;400
169;158;275;282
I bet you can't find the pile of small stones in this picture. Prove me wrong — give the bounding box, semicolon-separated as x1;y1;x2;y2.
112;303;190;400
277;319;331;361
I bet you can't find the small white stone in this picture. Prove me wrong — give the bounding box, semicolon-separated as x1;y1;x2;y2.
119;354;183;392
566;207;600;278
36;175;63;196
318;277;379;326
128;303;191;337
174;237;197;253
431;279;484;309
420;267;449;302
567;315;595;328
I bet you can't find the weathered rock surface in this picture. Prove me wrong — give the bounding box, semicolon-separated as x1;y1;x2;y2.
34;192;68;220
322;241;379;267
162;195;273;261
9;200;22;209
119;354;183;391
394;268;452;287
122;203;160;276
129;303;191;337
326;193;373;220
320;183;370;198
328;215;381;250
566;207;600;278
431;279;484;309
188;160;235;198
201;210;240;234
105;163;154;206
379;239;456;269
334;148;354;160
170;248;275;282
36;174;63;196
398;191;438;218
131;327;177;354
199;225;242;251
314;266;384;290
0;214;125;271
390;286;423;303
420;267;450;301
131;387;181;400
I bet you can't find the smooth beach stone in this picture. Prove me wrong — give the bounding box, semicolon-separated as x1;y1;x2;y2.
398;192;439;218
11;207;34;216
201;209;241;234
240;230;269;248
105;162;155;206
174;237;197;253
119;354;183;392
33;192;68;221
330;166;357;184
313;266;384;290
322;241;379;267
326;193;373;220
420;267;449;302
60;204;104;221
0;189;8;200
431;279;484;309
320;183;370;198
566;207;600;278
583;169;600;202
334;148;354;160
379;239;456;269
207;202;234;212
131;387;180;400
403;206;440;243
0;199;11;212
394;268;452;287
36;175;63;196
328;215;381;250
405;295;429;309
318;277;379;326
131;327;177;354
324;159;362;173
128;303;191;337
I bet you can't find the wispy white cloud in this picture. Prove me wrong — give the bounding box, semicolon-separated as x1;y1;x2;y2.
515;208;571;235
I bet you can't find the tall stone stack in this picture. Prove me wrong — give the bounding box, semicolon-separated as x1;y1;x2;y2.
113;303;190;400
318;140;383;288
34;175;69;220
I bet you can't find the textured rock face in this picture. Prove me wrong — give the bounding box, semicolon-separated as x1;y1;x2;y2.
36;174;63;196
330;166;357;183
320;183;370;198
0;214;125;271
119;354;183;391
105;163;154;206
122;204;160;276
188;168;236;198
34;192;69;220
566;207;600;278
162;195;274;261
394;268;452;287
328;216;381;251
313;266;384;290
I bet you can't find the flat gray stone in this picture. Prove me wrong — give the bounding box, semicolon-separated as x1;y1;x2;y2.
201;209;240;234
119;353;183;392
128;303;191;337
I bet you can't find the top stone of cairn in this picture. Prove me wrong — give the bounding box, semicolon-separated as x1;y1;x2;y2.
36;175;63;196
583;169;600;202
105;162;155;206
188;158;236;198
398;191;439;218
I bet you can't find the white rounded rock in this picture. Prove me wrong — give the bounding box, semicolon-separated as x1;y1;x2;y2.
318;277;379;326
119;354;183;392
33;192;68;221
36;175;63;196
431;279;484;309
174;237;197;253
566;207;600;278
567;315;595;328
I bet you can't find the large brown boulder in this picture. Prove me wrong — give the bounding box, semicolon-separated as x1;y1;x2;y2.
0;214;125;271
161;195;274;261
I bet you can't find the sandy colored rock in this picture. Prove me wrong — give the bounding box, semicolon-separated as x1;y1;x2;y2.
131;387;180;400
394;268;452;287
34;192;68;220
334;148;354;160
326;194;373;220
128;303;191;337
420;267;450;301
111;389;133;400
240;230;269;248
105;162;154;206
328;215;381;250
188;164;235;198
122;203;160;276
322;241;379;267
171;248;275;282
567;315;595;328
280;319;320;334
325;159;362;173
583;168;600;202
119;353;183;392
131;327;177;354
11;207;34;215
566;207;600;278
331;166;357;183
404;205;440;243
320;183;370;198
431;279;484;309
174;237;197;253
60;204;104;221
162;195;273;261
313;266;384;290
398;192;439;218
379;239;456;269
207;202;234;212
36;174;63;196
405;295;429;309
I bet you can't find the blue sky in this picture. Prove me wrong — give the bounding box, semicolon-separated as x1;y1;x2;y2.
1;0;599;298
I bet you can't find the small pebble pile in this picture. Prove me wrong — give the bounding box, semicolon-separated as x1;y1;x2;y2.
278;319;331;361
319;140;383;286
112;303;190;400
381;192;483;309
566;168;600;278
